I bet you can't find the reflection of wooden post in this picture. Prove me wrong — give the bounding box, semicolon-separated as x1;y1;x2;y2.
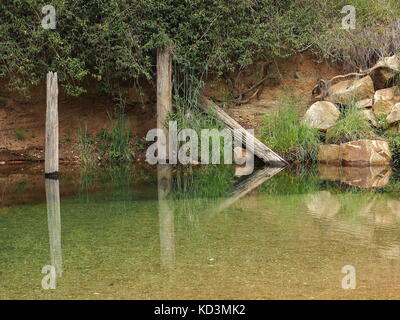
158;165;175;270
45;178;62;277
157;48;172;163
45;72;59;178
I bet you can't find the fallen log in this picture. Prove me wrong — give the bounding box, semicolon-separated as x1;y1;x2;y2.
199;96;288;165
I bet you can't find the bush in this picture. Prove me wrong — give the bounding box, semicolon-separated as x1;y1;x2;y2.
260;95;321;162
326;106;375;144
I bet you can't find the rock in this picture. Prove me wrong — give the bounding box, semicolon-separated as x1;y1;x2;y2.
318;144;341;165
341;139;392;166
361;108;378;126
386;102;400;124
355;98;373;109
341;166;392;188
372;55;400;88
327;76;374;105
306;191;341;219
303;101;340;131
373;87;400;115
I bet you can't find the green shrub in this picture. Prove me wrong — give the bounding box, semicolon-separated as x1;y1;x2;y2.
97;105;134;163
260;95;321;162
77;125;96;166
326;106;375;144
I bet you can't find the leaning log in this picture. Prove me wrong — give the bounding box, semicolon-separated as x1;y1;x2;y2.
199;96;288;165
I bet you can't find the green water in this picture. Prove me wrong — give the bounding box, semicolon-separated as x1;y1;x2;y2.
1;164;400;299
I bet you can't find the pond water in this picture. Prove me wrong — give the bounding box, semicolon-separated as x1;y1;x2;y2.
1;163;400;299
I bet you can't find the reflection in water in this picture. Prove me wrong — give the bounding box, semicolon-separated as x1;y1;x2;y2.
158;165;175;270
2;164;400;299
45;178;62;277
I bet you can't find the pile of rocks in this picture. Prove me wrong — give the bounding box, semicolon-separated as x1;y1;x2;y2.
303;55;400;166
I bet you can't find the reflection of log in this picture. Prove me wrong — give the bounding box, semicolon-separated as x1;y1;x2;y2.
157;165;175;270
199;96;288;165
214;166;284;214
45;178;62;277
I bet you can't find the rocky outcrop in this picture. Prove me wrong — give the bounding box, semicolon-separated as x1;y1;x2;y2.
387;103;400;125
361;108;378;126
327;76;374;105
318;139;392;166
303;101;340;130
341;139;391;166
373;87;400;115
318;144;341;165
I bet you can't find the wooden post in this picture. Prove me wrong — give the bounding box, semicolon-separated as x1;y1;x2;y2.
45;178;62;277
156;48;173;163
199;96;288;166
45;72;59;178
158;164;175;270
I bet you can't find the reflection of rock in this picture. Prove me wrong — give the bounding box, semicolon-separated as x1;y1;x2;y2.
306;191;341;219
303;101;340;131
235;165;254;177
318;164;340;181
341;140;392;166
318;165;392;188
387;200;400;218
341;166;392;188
327;76;374;105
377;245;400;260
318;144;341;165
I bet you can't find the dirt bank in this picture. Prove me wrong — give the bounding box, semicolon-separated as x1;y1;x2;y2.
0;52;342;163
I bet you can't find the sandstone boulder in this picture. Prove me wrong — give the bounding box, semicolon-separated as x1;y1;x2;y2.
341;139;392;166
373;87;400;115
361;108;378;127
355;98;373;109
303;101;340;130
318;144;341;165
371;55;400;89
327;76;374;105
387;103;400;125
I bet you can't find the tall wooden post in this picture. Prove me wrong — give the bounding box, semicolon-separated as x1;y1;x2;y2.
45;72;59;178
156;48;173;163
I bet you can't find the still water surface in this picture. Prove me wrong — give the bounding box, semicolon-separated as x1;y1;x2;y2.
1;164;400;299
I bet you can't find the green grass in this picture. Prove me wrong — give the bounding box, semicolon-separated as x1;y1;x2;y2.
260;94;321;162
77;125;96;166
326;106;376;144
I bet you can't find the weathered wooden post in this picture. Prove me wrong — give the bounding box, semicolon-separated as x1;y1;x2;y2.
156;48;173;163
45;71;59;178
46;178;62;277
158;164;175;270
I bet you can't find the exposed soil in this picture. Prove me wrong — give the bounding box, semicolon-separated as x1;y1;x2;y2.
0;52;343;163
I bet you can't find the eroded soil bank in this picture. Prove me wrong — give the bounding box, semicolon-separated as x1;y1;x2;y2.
0;52;341;163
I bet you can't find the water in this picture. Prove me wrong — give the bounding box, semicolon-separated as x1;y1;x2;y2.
1;163;400;299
